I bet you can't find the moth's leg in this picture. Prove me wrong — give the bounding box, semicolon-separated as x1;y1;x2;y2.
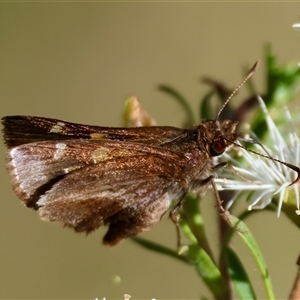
169;192;187;249
214;161;260;184
209;176;226;214
213;161;228;172
215;161;261;186
169;165;228;248
210;176;245;232
192;172;233;224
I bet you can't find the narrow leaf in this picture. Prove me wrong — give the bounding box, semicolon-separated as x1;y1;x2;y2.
225;212;275;300
187;244;228;300
226;247;256;300
158;85;195;126
131;237;189;265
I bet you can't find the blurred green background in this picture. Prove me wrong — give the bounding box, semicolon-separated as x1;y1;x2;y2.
1;2;300;299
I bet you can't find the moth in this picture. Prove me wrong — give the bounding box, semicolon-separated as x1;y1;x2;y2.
3;61;293;247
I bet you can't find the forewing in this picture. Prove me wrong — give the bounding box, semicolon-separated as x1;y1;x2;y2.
2;115;187;147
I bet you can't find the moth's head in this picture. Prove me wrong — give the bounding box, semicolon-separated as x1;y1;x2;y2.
196;119;242;157
197;61;259;158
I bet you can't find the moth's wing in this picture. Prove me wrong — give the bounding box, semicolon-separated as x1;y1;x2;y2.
2;115;187;147
102;182;175;246
5;139;185;209
35;155;184;246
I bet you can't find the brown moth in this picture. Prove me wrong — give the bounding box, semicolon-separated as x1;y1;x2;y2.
2;61;282;246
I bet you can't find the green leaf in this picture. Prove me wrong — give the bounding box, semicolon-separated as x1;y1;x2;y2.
199;90;215;120
226;247;256;300
265;45;300;107
224;212;275;300
187;244;228;300
131;237;189;265
181;194;214;260
158;85;196;127
251;46;300;140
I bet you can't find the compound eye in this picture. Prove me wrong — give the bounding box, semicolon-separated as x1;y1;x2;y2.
210;139;226;156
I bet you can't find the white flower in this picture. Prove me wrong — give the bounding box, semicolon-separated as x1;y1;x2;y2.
215;96;300;216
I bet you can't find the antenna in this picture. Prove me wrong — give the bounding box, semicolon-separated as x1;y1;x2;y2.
215;60;260;121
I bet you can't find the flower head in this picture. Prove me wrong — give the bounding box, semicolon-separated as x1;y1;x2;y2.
215;96;300;216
